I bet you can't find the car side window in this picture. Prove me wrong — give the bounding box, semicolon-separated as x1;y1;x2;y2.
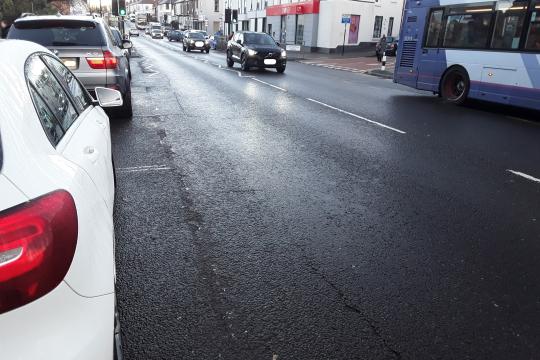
103;24;117;47
26;55;79;136
28;86;65;146
42;55;92;113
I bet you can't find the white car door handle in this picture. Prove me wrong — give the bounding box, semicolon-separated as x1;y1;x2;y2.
84;146;99;163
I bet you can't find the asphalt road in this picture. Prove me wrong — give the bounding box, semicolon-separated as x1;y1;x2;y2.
112;35;540;360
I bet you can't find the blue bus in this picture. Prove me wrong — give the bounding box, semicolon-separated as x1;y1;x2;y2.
394;0;540;110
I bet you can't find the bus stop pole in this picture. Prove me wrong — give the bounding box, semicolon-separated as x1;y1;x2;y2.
342;23;346;56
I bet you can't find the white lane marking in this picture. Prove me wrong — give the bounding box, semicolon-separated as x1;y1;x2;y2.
507;170;540;183
222;68;254;78
306;98;406;134
117;165;172;173
251;78;287;92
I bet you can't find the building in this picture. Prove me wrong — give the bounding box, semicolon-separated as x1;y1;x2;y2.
225;0;403;53
128;0;157;16
157;0;175;23
49;0;89;15
173;0;224;34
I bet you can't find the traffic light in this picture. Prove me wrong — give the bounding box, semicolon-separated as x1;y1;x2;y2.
225;9;231;24
112;0;126;16
232;9;238;23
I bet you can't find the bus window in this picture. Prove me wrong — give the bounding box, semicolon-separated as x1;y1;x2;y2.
525;2;540;50
442;9;493;48
491;1;527;49
425;9;444;47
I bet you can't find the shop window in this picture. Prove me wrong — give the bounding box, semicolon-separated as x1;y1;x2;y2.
388;17;394;36
295;14;305;45
373;16;383;38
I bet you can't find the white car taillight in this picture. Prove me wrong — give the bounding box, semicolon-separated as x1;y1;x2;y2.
0;190;78;314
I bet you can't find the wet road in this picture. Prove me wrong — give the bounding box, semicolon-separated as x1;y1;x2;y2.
112;35;540;360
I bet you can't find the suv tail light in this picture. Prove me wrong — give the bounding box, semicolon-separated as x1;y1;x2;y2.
0;190;77;315
86;50;118;69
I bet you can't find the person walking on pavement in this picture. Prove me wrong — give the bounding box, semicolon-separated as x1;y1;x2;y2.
1;20;10;39
376;35;387;62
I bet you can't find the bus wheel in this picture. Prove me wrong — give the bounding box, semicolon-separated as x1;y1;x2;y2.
440;67;470;105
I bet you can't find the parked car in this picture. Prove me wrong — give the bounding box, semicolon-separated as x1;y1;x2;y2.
151;28;163;39
183;31;210;53
8;15;133;118
129;28;139;37
163;26;172;37
227;31;286;73
0;39;120;360
385;36;399;56
168;30;184;42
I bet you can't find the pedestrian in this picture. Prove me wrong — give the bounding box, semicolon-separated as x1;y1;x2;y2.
1;20;10;39
228;31;234;41
376;35;387;62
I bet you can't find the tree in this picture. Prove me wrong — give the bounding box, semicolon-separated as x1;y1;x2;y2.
0;0;56;23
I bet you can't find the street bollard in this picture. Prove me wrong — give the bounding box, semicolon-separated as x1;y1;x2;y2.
381;51;386;71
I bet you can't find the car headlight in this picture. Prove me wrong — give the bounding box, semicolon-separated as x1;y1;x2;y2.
281;50;287;58
248;49;257;56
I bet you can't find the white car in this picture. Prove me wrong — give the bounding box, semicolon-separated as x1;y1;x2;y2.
0;40;122;359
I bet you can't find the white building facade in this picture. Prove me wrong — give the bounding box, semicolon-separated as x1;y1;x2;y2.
225;0;403;52
157;0;174;23
173;0;225;34
127;0;156;16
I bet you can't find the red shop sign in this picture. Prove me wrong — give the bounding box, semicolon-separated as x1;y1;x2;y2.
267;0;320;16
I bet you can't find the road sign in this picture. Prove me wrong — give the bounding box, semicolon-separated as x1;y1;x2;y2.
341;15;351;24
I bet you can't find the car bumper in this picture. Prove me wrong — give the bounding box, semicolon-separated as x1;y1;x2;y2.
152;35;163;39
246;56;287;68
0;282;114;360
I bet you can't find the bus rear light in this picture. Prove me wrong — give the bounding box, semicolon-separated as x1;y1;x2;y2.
0;190;78;314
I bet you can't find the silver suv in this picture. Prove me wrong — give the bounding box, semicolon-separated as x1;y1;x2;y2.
8;15;133;118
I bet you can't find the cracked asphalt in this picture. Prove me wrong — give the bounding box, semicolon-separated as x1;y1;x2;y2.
112;35;540;360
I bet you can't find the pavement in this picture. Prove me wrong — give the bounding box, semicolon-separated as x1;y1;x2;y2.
112;35;540;360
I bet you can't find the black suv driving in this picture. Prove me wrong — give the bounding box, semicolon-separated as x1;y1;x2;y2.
227;31;286;73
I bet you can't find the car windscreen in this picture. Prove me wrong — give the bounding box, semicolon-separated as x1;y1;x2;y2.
8;20;105;47
244;33;276;46
189;32;205;39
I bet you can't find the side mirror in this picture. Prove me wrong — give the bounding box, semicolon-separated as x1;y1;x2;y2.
275;41;280;46
94;87;123;108
122;40;132;49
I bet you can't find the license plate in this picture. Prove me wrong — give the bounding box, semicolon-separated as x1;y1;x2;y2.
62;58;77;69
195;41;204;47
264;59;277;65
